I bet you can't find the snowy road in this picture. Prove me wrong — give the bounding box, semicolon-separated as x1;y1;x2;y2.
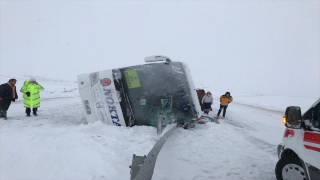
154;102;285;180
0;96;286;180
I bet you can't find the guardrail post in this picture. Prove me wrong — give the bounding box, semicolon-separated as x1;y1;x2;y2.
157;113;164;134
130;154;146;180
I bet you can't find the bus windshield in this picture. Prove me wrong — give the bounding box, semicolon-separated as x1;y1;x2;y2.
113;62;197;127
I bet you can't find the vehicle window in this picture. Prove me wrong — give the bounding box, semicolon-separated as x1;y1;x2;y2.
313;104;320;129
302;107;313;120
115;62;197;127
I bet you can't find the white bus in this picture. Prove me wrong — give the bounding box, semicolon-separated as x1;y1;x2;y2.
77;56;201;128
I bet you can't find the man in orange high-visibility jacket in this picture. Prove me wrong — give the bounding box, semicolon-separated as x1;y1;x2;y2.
216;92;233;118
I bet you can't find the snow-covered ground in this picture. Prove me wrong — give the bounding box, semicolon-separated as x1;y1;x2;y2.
0;76;318;180
209;91;317;113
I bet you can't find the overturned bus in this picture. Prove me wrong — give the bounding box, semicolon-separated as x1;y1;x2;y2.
77;56;201;128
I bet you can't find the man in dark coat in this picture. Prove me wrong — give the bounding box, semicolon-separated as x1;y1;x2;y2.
0;79;18;119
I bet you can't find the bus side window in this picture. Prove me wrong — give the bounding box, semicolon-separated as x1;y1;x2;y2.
313;104;320;129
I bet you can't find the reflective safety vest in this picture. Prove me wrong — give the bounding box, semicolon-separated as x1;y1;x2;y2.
20;80;44;108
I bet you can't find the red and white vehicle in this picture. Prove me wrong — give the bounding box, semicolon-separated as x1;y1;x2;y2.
275;98;320;180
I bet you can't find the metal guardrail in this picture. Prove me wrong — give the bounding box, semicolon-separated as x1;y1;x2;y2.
130;124;177;180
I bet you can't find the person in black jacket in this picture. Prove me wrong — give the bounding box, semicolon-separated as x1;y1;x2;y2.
0;79;18;119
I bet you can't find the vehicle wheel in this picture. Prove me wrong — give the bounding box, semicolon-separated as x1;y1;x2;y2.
275;157;307;180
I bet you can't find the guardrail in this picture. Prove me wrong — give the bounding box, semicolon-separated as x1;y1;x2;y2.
129;124;177;180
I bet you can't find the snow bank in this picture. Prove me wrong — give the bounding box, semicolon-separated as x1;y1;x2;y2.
0;104;158;180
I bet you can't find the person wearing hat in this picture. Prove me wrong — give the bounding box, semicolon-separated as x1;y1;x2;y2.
202;91;213;114
216;92;233;118
20;78;44;116
0;79;18;119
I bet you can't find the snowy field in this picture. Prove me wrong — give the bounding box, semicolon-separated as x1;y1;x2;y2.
0;75;318;180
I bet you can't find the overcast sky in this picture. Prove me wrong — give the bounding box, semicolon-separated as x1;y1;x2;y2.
1;0;319;97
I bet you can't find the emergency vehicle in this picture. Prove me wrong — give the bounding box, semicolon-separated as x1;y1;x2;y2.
77;55;201;128
275;98;320;180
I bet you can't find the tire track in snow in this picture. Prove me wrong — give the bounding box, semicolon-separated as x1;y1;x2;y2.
221;118;277;156
215;101;284;156
154;121;277;180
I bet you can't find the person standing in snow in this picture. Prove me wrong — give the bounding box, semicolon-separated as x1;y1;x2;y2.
196;89;206;111
0;79;18;119
20;78;44;116
216;92;233;118
202;91;213;114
